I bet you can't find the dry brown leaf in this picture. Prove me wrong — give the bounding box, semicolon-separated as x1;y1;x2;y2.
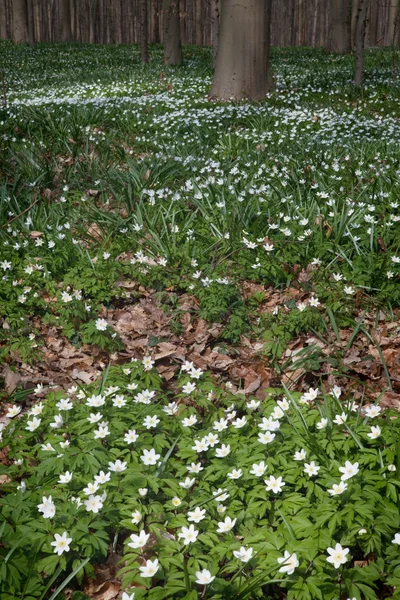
380;391;400;411
154;342;179;361
71;370;94;384
83;562;121;600
2;366;21;394
29;231;44;238
282;368;306;388
0;475;11;484
156;365;177;380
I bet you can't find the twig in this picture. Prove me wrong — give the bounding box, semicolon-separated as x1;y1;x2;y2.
1;197;40;229
1;69;7;109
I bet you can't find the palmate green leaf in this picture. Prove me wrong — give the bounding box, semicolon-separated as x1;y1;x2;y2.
35;554;60;576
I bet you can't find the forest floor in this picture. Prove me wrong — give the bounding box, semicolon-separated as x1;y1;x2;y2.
1;43;400;600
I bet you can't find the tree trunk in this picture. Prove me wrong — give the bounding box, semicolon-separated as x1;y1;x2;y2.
354;0;370;85
26;0;35;45
327;0;351;52
289;0;296;45
312;0;319;46
141;0;149;61
163;0;182;64
209;0;274;101
0;0;6;40
195;0;203;44
368;0;378;45
153;0;160;42
351;0;359;47
388;0;399;45
265;0;274;89
58;0;72;42
13;0;29;43
210;0;219;67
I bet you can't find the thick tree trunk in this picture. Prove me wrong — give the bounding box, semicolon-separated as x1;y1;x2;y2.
163;0;182;65
209;0;274;101
354;0;370;85
210;0;219;67
327;0;351;52
13;0;29;43
141;0;149;62
58;0;72;42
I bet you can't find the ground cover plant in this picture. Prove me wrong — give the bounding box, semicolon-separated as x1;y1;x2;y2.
1;41;400;599
2;360;400;600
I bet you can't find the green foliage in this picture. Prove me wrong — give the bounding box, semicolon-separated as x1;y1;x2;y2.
2;361;400;598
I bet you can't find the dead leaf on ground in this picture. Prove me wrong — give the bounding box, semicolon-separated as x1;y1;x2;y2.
380;391;400;411
184;318;209;344
2;366;21;394
71;369;96;384
154;342;183;361
83;562;121;600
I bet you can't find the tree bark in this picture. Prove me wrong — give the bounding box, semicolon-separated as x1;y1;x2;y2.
209;0;274;101
163;0;182;64
58;0;72;42
265;0;274;89
327;0;351;52
26;0;35;45
195;0;203;44
210;0;219;67
0;0;6;40
289;0;296;45
351;0;359;47
13;0;29;43
368;0;378;45
153;0;160;42
354;0;370;85
312;0;319;46
141;0;149;61
388;0;399;45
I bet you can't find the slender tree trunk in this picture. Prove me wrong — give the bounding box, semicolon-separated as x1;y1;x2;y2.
354;0;370;84
297;0;304;44
351;0;359;47
26;0;35;45
327;0;351;52
195;0;203;44
312;0;319;46
141;0;149;62
153;0;160;42
388;0;399;45
163;0;182;64
289;0;296;45
210;0;219;67
0;0;6;40
58;0;72;42
368;0;378;45
266;0;274;89
209;0;274;101
180;0;187;44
